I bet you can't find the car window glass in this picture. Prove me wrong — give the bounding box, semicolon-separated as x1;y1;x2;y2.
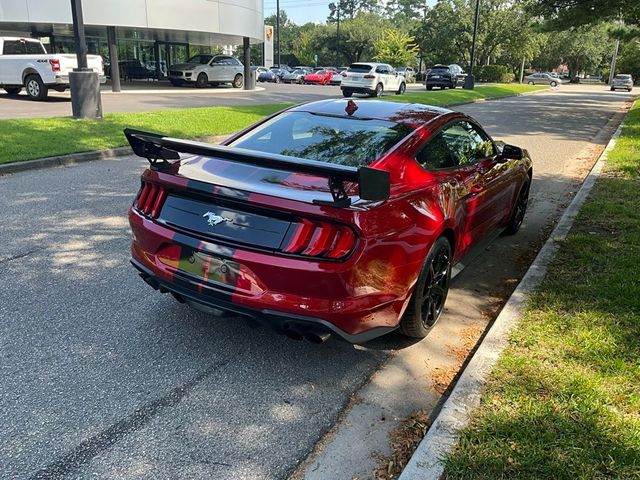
3;40;24;55
348;64;373;73
231;111;411;167
441;122;494;165
25;41;45;54
416;133;457;169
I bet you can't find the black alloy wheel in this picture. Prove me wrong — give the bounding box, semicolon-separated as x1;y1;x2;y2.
503;180;530;235
399;236;452;338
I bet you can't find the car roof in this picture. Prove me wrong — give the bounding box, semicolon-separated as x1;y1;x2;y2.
1;36;41;42
289;99;451;128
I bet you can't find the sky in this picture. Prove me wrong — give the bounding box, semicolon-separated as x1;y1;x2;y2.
263;0;437;25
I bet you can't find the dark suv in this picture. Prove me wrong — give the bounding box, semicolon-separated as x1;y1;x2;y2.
426;65;458;90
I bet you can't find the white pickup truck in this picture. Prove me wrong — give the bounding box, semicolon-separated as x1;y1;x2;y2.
0;37;105;100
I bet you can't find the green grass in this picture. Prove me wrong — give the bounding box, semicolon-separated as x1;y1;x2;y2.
444;101;640;479
389;83;546;106
0;83;544;165
0;104;288;164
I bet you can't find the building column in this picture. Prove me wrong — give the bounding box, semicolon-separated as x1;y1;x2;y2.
243;37;252;90
107;26;121;92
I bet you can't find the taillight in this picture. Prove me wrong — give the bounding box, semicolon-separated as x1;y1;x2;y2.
135;182;167;218
49;59;61;72
283;220;356;260
363;74;375;79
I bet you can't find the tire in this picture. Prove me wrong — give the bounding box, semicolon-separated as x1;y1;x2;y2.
611;87;615;91
372;83;383;97
396;82;406;95
169;79;182;87
426;85;433;91
232;74;243;88
550;81;558;87
527;80;534;85
195;73;209;88
298;78;304;84
4;87;21;96
399;236;452;339
25;74;48;100
503;179;530;235
342;89;353;98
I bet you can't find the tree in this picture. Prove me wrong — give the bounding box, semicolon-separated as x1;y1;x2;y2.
531;25;613;79
528;0;640;29
327;0;380;22
374;29;419;65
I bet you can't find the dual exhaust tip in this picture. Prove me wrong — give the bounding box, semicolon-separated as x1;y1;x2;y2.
282;326;332;344
139;271;332;343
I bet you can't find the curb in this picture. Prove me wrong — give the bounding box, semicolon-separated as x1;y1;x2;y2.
0;135;228;176
398;118;624;480
0;147;133;176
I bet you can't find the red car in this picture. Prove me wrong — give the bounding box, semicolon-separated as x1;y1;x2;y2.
303;69;333;85
126;100;531;343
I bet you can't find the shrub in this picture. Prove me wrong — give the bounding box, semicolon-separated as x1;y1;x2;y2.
473;64;514;83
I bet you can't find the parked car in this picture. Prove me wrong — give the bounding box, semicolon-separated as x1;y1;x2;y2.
272;64;292;72
524;72;562;87
304;69;333;85
448;64;467;83
282;69;306;84
341;62;406;97
396;66;416;82
611;74;633;92
330;68;345;85
168;54;244;88
125;99;532;343
425;64;459;90
119;59;156;81
269;66;288;81
258;69;280;83
251;66;268;75
0;37;105;100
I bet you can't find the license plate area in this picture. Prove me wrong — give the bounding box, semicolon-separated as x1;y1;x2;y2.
157;245;265;295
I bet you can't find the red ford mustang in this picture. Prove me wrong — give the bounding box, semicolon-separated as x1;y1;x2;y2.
126;99;531;343
303;70;333;85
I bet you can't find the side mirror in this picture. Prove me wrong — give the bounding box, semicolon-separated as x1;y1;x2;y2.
500;144;524;160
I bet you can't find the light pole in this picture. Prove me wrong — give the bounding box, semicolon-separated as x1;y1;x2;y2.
335;1;341;67
464;0;480;90
69;0;102;118
276;0;281;66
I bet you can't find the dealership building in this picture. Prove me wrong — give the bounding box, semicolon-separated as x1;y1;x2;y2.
0;0;264;82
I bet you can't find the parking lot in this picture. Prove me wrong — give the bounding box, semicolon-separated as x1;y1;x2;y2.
0;81;427;119
1;85;635;479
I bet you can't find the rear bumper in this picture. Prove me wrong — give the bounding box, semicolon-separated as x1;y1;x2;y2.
341;85;374;94
52;74;106;86
426;79;454;87
131;258;395;343
129;208;404;343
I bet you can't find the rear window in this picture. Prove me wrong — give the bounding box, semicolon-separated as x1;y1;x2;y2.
615;75;631;80
230;111;412;167
3;40;24;55
430;66;450;72
25;41;46;54
348;64;373;73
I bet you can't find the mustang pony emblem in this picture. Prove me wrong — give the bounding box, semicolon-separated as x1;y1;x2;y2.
203;211;232;226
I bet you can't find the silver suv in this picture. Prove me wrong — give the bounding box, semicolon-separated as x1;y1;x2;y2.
169;54;244;88
611;74;633;92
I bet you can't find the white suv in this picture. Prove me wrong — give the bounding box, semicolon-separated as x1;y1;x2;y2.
341;62;406;97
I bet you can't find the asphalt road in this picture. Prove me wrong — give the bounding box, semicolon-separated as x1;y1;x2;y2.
0;81;412;119
0;85;635;479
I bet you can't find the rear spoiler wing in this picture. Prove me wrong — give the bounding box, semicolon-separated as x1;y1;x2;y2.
124;128;390;208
